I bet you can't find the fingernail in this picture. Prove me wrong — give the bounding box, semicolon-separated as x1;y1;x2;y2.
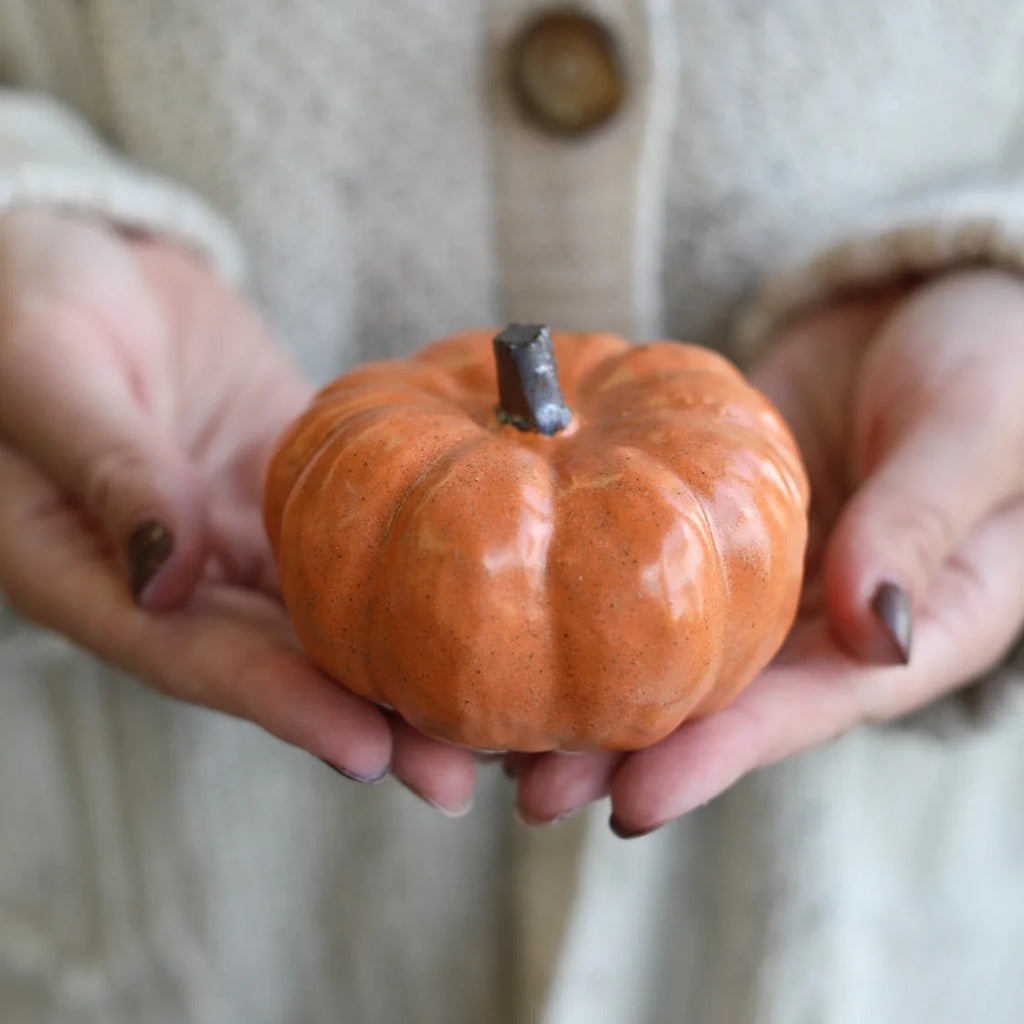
609;814;660;840
398;779;473;819
515;805;580;828
127;520;174;604
317;757;389;784
870;582;912;665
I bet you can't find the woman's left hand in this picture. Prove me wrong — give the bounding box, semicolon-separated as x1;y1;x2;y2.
0;211;478;814
510;268;1024;835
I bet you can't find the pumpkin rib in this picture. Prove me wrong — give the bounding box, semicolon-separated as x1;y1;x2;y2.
587;371;756;426
610;441;731;727
365;437;558;748
376;432;488;556
617;341;744;381
575;342;742;404
567;343;642;403
632;420;808;710
264;390;455;544
595;407;808;506
277;408;483;703
270;399;458;545
313;358;464;403
580;429;804;721
412;332;505;402
544;440;729;748
551;332;631;395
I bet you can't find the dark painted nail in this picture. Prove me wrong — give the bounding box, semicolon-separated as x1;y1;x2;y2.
317;757;389;784
609;814;660;840
127;520;174;604
870;582;912;665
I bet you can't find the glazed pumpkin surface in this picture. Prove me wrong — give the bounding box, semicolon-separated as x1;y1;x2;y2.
264;326;809;752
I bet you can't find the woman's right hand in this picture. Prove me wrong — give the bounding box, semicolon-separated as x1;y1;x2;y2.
0;208;476;815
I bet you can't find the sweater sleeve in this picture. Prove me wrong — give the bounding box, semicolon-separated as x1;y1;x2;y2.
730;181;1024;733
732;180;1024;361
0;88;245;285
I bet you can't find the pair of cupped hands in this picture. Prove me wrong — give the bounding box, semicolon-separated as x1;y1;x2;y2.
2;209;1023;837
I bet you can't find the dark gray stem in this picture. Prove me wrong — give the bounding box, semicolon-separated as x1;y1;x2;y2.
492;323;572;435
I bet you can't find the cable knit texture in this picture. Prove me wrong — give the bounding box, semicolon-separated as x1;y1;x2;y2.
0;2;1023;1023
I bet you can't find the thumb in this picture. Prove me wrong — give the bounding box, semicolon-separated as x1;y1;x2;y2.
0;303;208;610
823;271;1024;664
824;387;1023;666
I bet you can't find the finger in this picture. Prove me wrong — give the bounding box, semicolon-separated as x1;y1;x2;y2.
389;716;478;817
826;435;1021;665
607;498;1024;835
515;750;624;825
0;443;392;778
142;587;394;780
825;276;1024;663
0;290;207;609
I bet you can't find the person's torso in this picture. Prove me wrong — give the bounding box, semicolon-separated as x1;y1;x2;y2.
12;0;1024;378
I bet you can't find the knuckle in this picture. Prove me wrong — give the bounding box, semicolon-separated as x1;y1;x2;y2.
75;437;151;525
883;498;958;576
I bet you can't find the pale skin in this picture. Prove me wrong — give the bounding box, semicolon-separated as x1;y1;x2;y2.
1;208;1023;828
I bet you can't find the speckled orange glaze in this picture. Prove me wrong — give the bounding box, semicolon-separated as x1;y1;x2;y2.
264;328;809;752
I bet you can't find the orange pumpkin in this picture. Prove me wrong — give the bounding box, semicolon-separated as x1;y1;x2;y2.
264;325;809;752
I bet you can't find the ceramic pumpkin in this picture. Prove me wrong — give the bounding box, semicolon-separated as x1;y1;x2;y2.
264;325;809;752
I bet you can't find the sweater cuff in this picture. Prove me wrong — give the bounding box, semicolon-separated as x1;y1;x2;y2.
732;181;1024;365
0;90;245;286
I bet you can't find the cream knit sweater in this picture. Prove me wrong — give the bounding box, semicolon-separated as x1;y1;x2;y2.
2;2;1024;1023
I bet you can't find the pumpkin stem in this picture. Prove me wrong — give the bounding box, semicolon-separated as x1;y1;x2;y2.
493;323;572;435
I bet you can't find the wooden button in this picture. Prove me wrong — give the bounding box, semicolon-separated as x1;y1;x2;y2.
511;10;624;135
